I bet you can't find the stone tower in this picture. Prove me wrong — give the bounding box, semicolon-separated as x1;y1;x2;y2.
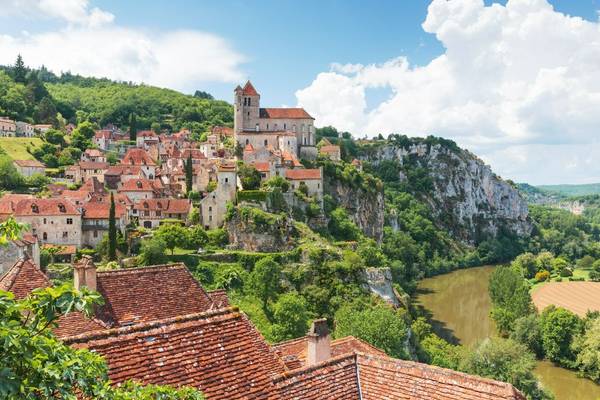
234;81;261;136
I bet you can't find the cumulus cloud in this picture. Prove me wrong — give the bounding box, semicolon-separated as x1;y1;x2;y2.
296;0;600;184
0;0;245;91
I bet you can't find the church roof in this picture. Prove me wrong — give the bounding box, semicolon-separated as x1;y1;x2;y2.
242;81;259;96
260;108;314;120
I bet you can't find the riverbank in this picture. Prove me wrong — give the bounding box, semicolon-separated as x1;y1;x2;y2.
414;265;600;400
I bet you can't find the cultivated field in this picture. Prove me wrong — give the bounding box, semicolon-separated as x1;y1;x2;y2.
0;137;44;160
532;281;600;317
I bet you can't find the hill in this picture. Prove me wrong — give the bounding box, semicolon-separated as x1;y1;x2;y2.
537;183;600;197
0;137;44;161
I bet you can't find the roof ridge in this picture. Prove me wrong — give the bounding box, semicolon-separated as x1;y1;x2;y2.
63;306;240;344
272;335;308;349
272;353;357;383
96;263;185;276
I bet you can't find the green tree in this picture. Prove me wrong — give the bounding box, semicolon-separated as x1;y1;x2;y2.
0;156;26;190
262;175;290;192
185;152;193;195
539;306;582;364
138;237;167;265
489;267;534;335
334;300;408;359
510;314;543;357
187;225;208;249
270;292;311;342
154;223;188;255
573;317;600;382
108;192;117;261
129;113;137;142
512;252;538;279
34;96;58;125
0;216;27;246
238;163;261;190
419;334;462;370
13;54;27;83
551;257;570;275
460;338;552;400
576;255;595;270
249;257;282;313
536;251;554;272
328;207;361;241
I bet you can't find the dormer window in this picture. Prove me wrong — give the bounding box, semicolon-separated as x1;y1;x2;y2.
143;202;148;208
157;202;163;209
58;204;66;213
31;204;39;213
136;181;143;189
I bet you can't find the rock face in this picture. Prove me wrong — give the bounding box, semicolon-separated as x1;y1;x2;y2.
324;176;385;242
364;142;532;243
363;267;400;307
226;206;297;252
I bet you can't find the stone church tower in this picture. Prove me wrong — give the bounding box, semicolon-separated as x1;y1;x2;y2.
234;82;260;134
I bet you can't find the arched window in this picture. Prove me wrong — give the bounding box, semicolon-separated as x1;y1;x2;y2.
246;139;249;145
255;123;259;132
264;139;268;146
42;232;47;240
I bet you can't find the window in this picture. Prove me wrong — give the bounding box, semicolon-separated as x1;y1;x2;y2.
246;138;249;145
209;206;212;211
264;139;268;146
266;123;269;130
247;112;250;116
284;123;287;130
292;125;296;132
255;123;259;132
144;211;149;217
156;211;161;217
304;137;307;145
93;230;98;238
66;218;73;225
225;177;229;183
247;98;251;106
43;218;47;224
209;215;212;221
144;221;152;229
42;232;47;240
62;232;68;238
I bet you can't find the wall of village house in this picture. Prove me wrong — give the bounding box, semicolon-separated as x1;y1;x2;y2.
0;241;40;275
81;217;126;247
288;179;323;199
82;169;107;183
17;215;83;247
200;170;236;230
119;191;154;203
16;165;45;177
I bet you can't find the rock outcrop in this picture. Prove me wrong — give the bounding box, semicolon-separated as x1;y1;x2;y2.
363;141;532;243
226;206;297;252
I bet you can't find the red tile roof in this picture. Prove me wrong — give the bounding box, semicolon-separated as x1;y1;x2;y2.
207;289;230;309
94;130;112;139
94;264;215;326
0;258;51;300
320;145;340;154
285;168;321;180
133;199;191;214
212;126;234;136
260;108;314;120
118;178;157;192
181;149;206;160
138;130;158;138
122;148;157;166
64;308;286;399
53;312;109;338
83;201;126;219
105;165;143;176
14;198;80;216
242;81;259;96
13;159;45;168
84;148;104;157
252;162;271;173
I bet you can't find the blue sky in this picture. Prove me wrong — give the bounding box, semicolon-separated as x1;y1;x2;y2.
2;0;600;184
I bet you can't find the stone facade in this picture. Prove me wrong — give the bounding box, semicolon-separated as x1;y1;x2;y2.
200;164;237;230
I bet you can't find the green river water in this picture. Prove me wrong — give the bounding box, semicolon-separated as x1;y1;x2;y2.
415;265;600;400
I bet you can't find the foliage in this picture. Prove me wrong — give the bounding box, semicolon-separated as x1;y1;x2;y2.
270;292;312;342
534;270;550;282
460;338;552;400
573;317;600;382
262;175;289;192
334;299;408;359
206;228;228;247
0;155;26;190
539;306;582;364
108;193;117;261
0;216;27;246
510;314;544;357
249;257;282;312
328;207;362;241
154;223;188;255
238;163;262;190
187;225;209;249
237;190;268;203
138;237;168;265
488;267;534;335
511;252;539;279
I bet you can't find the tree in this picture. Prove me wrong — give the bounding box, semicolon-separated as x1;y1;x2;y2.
536;251;554;272
108;193;117;261
271;292;311;342
328;208;361;241
460;338;552;400
262;175;289;192
193;90;214;100
334;300;408;359
249;257;282;313
539;306;582;364
551;256;570;275
13;54;27;83
154;223;187;255
0;216;27;246
488;266;534;335
187;225;208;249
510;314;543;357
0;156;26;190
138;237;167;265
573;317;600;382
129;113;137;142
185;152;193;195
0;286;203;399
34;96;58;125
511;252;538;279
238;163;261;190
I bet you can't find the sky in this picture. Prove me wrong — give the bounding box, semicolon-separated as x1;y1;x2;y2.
1;0;600;185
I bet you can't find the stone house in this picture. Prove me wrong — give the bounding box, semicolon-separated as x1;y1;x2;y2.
0;117;16;136
13;159;46;177
104;165;144;190
81;200;127;248
117;178;160;202
319;144;341;161
285;168;323;199
131;198;191;229
136;130;159;149
122;148;157;179
14;198;82;247
233;81;316;158
93;130;112;150
0;235;40;276
66;162;109;184
34;124;52;135
16;121;34;137
200;162;237;230
81;148;107;163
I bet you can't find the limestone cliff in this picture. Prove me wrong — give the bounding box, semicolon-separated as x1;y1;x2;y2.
226;206;297;252
362;139;532;243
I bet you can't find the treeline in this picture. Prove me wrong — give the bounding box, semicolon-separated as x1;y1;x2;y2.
0;56;233;133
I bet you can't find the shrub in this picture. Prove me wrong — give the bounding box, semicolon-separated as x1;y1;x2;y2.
560;267;573;277
535;270;550;282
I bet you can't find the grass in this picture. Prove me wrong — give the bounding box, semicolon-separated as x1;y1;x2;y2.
0;137;44;161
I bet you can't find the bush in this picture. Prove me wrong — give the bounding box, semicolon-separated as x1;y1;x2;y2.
237;190;268;203
539;306;582;364
535;270;550;282
559;267;573;277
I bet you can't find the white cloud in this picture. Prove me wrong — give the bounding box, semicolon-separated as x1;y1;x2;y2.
296;0;600;184
0;0;245;91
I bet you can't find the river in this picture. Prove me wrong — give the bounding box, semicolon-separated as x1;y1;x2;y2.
415;265;600;400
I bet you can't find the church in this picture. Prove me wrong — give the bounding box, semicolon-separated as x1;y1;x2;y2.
234;81;317;159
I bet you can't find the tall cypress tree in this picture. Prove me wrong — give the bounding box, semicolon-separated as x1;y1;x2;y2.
13;54;27;84
108;192;117;261
129;113;137;142
185;152;193;195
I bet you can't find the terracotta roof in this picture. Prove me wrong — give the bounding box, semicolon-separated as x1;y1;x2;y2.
138;130;158;138
133;199;190;214
0;258;51;300
14;198;80;216
84;148;104;157
320;145;340;154
260;108;314;120
244;143;255;152
122;148;157;166
241;81;259;96
83;201;126;219
212;126;234;136
79;161;109;170
207;289;230;309
13;159;45;168
64;308;286;399
252;162;271;173
285;168;321;180
93;264;215;326
94;130;112;139
118;178;157;192
181;149;206;160
54;312;109;338
351;159;362;166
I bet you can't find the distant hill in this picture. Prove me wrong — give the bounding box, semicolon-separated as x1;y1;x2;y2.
516;183;564;205
537;183;600;197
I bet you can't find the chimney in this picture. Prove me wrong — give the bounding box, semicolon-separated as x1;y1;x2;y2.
73;255;97;291
307;318;331;366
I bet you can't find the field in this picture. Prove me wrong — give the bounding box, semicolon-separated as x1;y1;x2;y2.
0;137;44;161
532;281;600;316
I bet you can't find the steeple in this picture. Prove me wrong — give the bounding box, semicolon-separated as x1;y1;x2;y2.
242;80;259;96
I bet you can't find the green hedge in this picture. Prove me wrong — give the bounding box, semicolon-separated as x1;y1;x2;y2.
237;190;268;203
